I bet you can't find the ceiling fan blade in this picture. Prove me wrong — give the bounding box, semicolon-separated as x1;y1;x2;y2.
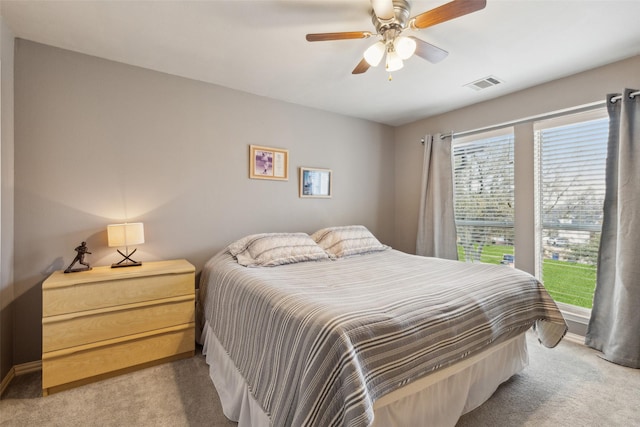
371;0;395;21
411;0;486;30
352;58;371;75
306;31;372;42
410;37;449;63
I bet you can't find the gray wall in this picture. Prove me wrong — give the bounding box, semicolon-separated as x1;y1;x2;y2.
12;40;395;364
394;54;640;273
0;16;15;381
6;38;640;368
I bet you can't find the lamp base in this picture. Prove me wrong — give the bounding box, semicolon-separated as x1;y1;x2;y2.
111;248;141;268
111;261;142;268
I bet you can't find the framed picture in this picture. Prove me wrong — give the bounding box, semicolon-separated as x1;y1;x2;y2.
249;145;289;180
299;167;332;198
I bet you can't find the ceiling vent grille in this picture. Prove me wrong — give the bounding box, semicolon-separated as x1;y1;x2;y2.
465;76;503;91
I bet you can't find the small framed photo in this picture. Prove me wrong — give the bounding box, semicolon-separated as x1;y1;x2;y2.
299;167;332;198
249;145;289;180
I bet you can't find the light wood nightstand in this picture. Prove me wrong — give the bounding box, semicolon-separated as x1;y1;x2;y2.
42;259;196;396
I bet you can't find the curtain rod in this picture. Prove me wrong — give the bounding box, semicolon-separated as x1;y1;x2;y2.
610;90;640;103
419;93;637;144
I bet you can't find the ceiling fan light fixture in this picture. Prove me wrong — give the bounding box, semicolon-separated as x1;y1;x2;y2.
306;0;485;76
371;0;395;21
364;41;386;67
385;49;403;72
394;36;416;60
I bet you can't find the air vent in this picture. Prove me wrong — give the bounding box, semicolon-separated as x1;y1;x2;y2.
464;76;504;91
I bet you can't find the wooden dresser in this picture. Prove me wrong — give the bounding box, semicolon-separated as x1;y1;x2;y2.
42;259;195;396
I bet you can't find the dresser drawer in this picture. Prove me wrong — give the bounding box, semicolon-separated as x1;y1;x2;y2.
42;259;196;395
43;296;194;352
42;324;194;392
43;270;194;316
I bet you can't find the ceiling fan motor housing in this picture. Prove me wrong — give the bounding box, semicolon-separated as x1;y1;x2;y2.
371;0;411;32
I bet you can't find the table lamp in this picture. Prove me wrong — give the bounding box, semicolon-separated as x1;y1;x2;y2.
107;222;144;268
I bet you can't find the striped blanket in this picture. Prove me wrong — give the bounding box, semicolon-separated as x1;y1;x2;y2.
199;249;567;427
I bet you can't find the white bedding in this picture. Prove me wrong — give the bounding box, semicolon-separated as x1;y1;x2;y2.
202;321;529;427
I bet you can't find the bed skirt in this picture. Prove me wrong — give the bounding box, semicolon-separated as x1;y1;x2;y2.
202;321;529;427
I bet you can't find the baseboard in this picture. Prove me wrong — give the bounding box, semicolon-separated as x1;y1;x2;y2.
564;332;585;345
0;366;16;397
15;360;42;375
0;360;42;397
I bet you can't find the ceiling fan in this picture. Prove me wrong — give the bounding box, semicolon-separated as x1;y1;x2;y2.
306;0;486;75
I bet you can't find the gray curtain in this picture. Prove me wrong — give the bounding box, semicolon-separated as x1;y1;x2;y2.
416;133;458;259
585;89;640;368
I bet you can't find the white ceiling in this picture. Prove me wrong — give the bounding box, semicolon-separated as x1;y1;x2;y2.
2;0;640;126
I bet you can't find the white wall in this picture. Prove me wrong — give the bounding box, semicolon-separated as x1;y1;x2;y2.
12;40;395;363
394;55;640;274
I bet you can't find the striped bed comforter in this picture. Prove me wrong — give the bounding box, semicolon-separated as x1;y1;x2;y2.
199;248;567;427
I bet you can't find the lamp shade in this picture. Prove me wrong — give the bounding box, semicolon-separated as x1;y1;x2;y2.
394;36;417;60
107;223;145;247
364;41;386;67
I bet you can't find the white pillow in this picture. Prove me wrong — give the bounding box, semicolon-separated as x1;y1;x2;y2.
228;233;329;267
311;225;389;258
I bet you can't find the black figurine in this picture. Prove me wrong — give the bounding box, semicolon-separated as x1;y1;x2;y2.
64;241;92;273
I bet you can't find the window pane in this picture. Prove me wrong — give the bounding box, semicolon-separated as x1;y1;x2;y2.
453;132;514;265
535;114;607;308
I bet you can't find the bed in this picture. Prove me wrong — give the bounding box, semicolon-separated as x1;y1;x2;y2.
197;226;567;427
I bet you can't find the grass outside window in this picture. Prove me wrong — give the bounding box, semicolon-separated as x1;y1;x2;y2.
458;244;596;309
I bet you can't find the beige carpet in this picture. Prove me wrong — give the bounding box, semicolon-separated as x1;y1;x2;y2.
1;348;235;427
2;333;639;426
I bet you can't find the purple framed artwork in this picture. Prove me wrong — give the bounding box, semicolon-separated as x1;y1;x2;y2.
249;145;289;180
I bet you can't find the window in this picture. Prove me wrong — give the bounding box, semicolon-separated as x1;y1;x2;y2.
534;109;608;309
453;129;515;265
